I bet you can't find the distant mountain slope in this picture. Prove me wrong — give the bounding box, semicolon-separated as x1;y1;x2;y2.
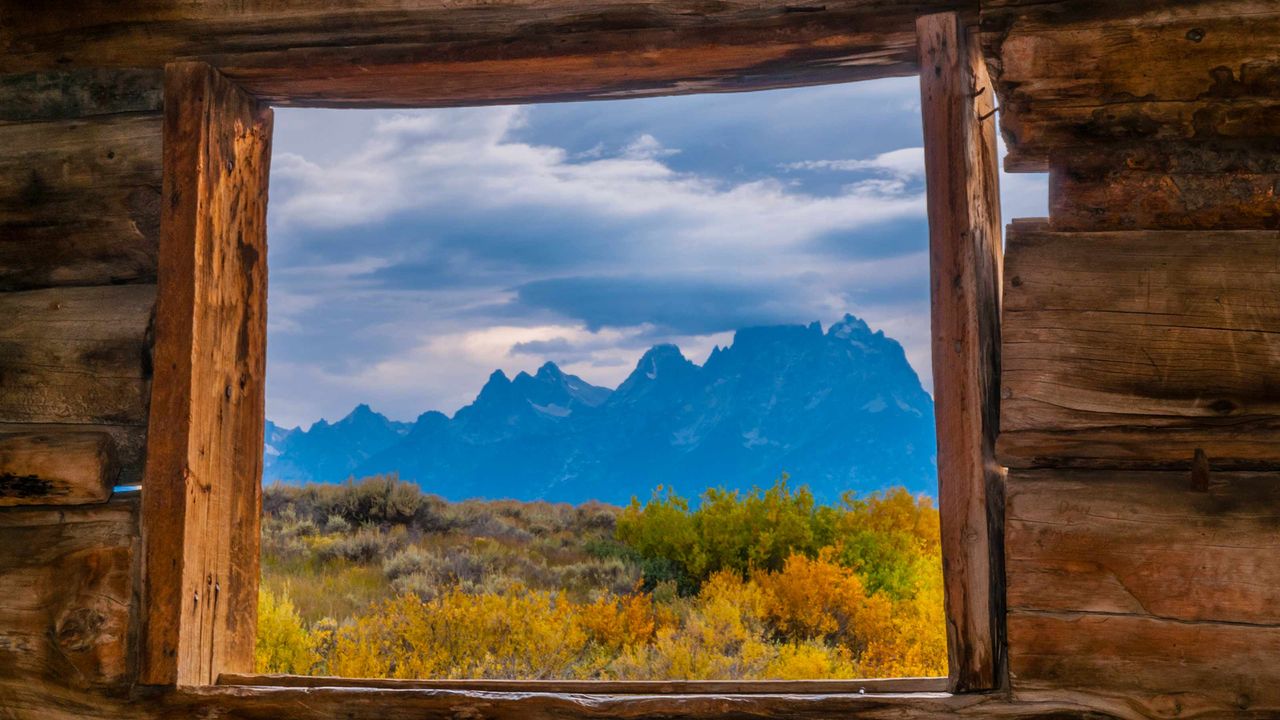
263;315;937;503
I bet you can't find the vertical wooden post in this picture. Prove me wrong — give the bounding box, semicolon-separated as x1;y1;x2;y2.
917;12;1006;693
140;62;271;686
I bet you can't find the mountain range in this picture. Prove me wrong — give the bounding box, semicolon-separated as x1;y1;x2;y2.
263;315;937;503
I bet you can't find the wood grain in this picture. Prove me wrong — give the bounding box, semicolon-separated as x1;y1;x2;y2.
0;113;161;291
0;498;137;696
0;422;146;487
0;431;118;506
999;225;1280;469
0;68;163;123
1006;468;1280;714
918;12;1005;693
140;62;270;687
982;0;1280;170
0;1;971;107
1049;142;1280;231
0;285;154;425
1009;611;1280;716
1006;469;1280;625
217;675;948;694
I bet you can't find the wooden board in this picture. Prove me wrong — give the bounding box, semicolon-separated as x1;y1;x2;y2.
0;113;161;291
1006;469;1280;715
1009;612;1280;716
216;675;948;694
140;62;271;687
1048;141;1280;231
0;1;971;107
0;499;137;694
917;12;1004;693
0;431;118;506
0;68;163;123
1007;470;1280;625
999;225;1280;469
982;0;1280;170
0;422;146;487
0;285;154;425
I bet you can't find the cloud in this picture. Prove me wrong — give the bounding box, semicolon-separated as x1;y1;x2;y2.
785;147;925;181
262;80;1049;426
513;275;837;335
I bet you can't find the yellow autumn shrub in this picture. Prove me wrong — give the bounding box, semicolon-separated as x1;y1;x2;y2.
261;480;948;681
255;586;320;674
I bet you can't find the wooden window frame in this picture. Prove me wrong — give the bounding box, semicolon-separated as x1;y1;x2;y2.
138;10;1005;710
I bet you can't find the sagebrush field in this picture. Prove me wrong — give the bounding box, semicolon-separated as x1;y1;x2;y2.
256;475;945;679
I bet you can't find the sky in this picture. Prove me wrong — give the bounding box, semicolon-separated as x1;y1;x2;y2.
265;77;1047;428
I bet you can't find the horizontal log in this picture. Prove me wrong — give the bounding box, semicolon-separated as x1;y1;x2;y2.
0;498;137;693
999;225;1280;469
1049;141;1280;231
0;69;163;123
0;1;971;106
1009;610;1280;716
216;675;947;694
0;431;118;506
0;285;154;425
0;113;160;291
0;422;146;487
1006;469;1280;625
982;0;1280;169
3;683;1172;720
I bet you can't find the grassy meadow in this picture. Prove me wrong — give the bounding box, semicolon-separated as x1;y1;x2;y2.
257;475;946;680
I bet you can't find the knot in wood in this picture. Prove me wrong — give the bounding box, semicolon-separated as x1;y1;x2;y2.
55;607;107;653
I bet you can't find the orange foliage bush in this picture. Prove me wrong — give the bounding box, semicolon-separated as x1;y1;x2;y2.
259;479;946;680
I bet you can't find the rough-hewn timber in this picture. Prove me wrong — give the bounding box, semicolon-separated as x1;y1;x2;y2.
0;431;118;506
0;1;973;107
1005;470;1280;715
1048;141;1280;231
0;498;137;699
140;62;271;687
0;112;161;292
0;68;164;123
998;224;1280;469
983;0;1280;171
918;11;1005;693
0;284;154;425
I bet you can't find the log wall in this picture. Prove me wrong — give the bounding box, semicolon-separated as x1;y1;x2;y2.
986;1;1280;715
2;0;1279;718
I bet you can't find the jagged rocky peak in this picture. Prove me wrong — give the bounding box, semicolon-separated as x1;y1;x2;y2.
639;344;692;375
535;361;562;380
828;313;873;339
616;343;697;391
264;317;938;501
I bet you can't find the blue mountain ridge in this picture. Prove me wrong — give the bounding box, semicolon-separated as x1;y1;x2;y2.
263;315;938;504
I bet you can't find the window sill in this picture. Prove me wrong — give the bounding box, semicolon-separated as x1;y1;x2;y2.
176;676;993;719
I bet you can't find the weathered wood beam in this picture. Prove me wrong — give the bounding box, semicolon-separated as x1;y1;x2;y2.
0;68;163;123
1005;469;1280;714
1010;611;1280;716
1007;469;1280;625
1048;141;1280;231
999;224;1280;470
216;675;949;694
0;421;148;487
982;0;1280;171
0;112;161;291
0;498;137;695
0;431;118;506
0;285;154;425
0;1;973;107
140;62;270;687
917;11;1005;694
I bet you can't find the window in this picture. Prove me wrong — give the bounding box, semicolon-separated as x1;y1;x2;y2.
138;10;1002;709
